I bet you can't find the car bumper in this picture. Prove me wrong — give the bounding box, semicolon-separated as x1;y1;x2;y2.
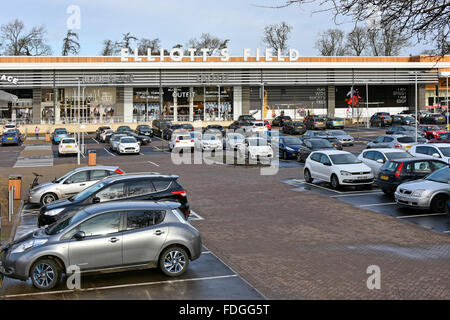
28;192;43;204
2;140;19;145
339;175;374;185
339;140;354;146
330;122;345;127
249;153;273;160
202;145;222;150
59;149;79;154
376;179;399;192
0;247;29;281
119;148;140;154
394;192;430;209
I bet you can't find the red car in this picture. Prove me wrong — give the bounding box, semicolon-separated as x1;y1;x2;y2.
428;132;450;143
418;125;447;139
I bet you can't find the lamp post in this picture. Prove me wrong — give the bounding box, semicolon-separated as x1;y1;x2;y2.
408;71;423;143
77;77;81;165
365;81;369;128
440;72;450;131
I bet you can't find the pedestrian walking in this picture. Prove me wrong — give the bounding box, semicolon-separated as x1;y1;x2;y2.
35;126;40;140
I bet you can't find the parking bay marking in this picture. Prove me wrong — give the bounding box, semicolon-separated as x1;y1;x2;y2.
147;161;160;167
359;202;397;207
103;148;116;157
0;274;239;299
396;213;447;219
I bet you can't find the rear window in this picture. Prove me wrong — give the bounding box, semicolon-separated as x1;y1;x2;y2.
152;179;172;192
4;132;16;137
382;161;400;172
126;210;166;230
62;139;76;144
385;152;413;160
176;135;191;140
397;137;415;143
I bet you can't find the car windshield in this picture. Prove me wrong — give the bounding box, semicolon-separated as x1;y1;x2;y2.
113;135;125;141
282;137;302;145
329;153;362;165
396;137;415;143
176;135;191;140
55;130;67;134
5;125;15;128
119;126;131;131
121;138;136;143
45;210;90;235
139;125;150;130
328;130;346;136
62;139;76;144
426;167;450;184
55;171;74;183
248;138;267;146
3;132;16;137
385;152;413;160
310;139;332;148
72;181;106;202
203;134;217;140
438;147;450;157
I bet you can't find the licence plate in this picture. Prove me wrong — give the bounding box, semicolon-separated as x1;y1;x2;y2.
380;175;389;181
66;146;72;148
356;176;368;180
7;137;12;140
336;122;344;125
317;122;323;125
405;146;411;149
182;141;188;144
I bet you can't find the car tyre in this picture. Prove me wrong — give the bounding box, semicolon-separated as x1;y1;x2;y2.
330;174;340;190
30;258;62;290
430;194;448;213
159;246;189;277
304;169;313;183
41;192;58;205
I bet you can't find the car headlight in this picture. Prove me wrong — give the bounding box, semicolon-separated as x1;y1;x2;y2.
11;239;48;254
45;208;65;216
411;189;427;197
340;170;352;176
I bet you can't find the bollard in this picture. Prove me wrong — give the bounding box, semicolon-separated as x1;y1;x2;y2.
88;150;97;166
8;175;22;200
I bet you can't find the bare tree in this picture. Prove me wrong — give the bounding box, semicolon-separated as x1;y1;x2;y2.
121;32;138;51
262;21;292;54
346;26;368;56
186;33;229;56
264;0;449;55
315;29;347;56
137;38;161;55
100;39;121;56
0;19;51;56
62;30;80;56
367;24;410;56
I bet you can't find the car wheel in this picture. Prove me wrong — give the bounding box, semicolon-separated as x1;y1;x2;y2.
41;193;58;205
283;151;287;160
30;258;62;290
381;188;394;197
430;194;448;213
304;169;313;183
159;246;189;277
330;174;340;190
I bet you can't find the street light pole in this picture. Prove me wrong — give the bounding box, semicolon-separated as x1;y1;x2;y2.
415;72;418;143
366;81;369;128
77;77;80;165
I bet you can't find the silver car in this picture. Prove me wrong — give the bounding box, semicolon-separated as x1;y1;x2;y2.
367;135;417;150
28;166;125;205
326;130;354;146
394;166;450;212
0;201;202;290
109;133;127;151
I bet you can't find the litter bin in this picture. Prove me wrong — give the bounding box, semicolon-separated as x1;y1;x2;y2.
45;133;50;142
8;175;22;200
88;150;97;166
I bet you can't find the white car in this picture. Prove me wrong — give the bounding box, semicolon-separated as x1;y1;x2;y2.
195;133;223;151
237;137;273;160
169;133;194;152
408;144;450;162
304;150;374;189
190;131;202;144
250;121;268;134
117;136;140;154
357;148;414;177
58;138;79;156
225;133;245;150
3;123;17;133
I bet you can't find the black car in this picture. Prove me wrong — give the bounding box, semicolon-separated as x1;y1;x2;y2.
125;131;151;145
38;174;191;227
304;115;327;130
104;131;116;143
420;113;446;125
163;124;185;140
237;115;256;122
272;115;292;127
95;126;111;140
296;138;335;162
203;124;225;135
370;113;392;127
152;119;172;137
391;115;416;126
282;121;306;135
228;121;251;132
377;158;448;195
181;124;194;132
135;124;154;137
117;125;132;133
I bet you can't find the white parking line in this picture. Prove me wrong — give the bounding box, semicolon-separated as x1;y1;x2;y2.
331;191;384;198
147;161;160;167
359;202;397;207
103;148;116;157
443;231;450;233
396;213;447;219
92;138;99;144
303;182;341;193
0;274;239;299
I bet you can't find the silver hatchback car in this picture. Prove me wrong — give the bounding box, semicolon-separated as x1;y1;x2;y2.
28;166;125;205
0;201;202;290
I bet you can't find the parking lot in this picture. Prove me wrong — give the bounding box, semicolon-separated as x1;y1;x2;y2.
1;124;449;299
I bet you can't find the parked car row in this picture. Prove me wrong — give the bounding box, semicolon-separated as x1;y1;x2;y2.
0;167;200;290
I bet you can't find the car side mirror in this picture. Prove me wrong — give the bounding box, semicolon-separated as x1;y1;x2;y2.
432;153;441;158
92;196;101;204
377;159;385;163
73;231;86;241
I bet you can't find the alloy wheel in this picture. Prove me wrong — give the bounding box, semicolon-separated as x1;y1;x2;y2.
42;193;56;204
32;263;55;289
163;250;186;274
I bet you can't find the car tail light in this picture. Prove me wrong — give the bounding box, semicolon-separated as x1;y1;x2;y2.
191;140;194;142
115;169;124;174
172;190;187;197
395;162;404;178
238;126;242;128
176;140;180;143
394;144;401;148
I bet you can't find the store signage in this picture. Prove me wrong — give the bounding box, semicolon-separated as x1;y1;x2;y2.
81;74;134;84
121;48;301;62
196;73;229;83
0;74;19;84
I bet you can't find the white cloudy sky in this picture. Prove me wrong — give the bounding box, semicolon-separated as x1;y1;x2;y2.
0;0;427;56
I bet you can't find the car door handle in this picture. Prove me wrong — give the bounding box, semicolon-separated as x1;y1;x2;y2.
109;237;120;243
154;230;165;236
80;183;86;186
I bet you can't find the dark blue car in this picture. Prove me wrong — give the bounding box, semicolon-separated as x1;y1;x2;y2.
1;131;21;146
279;136;303;160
